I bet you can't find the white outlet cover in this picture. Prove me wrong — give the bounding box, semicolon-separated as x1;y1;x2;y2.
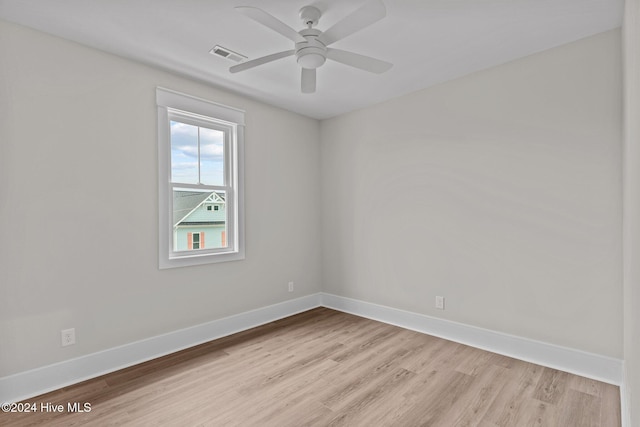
61;328;76;347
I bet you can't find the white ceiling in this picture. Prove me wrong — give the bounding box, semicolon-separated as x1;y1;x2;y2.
0;0;623;119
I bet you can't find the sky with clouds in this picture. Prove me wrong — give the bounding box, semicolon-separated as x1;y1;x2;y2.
170;121;224;186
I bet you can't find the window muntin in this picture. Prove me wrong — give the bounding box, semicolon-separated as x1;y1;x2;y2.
157;87;244;269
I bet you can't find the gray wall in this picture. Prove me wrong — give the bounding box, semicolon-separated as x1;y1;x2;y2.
0;20;322;376
320;29;622;357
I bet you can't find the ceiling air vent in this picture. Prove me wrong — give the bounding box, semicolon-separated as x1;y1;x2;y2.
209;45;246;63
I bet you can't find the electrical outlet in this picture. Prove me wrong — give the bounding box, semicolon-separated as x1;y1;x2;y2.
435;296;445;310
61;328;76;347
288;281;294;292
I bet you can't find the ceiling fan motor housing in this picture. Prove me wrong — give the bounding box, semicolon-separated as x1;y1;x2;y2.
296;28;327;69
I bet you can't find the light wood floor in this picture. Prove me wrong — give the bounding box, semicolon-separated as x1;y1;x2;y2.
1;308;621;426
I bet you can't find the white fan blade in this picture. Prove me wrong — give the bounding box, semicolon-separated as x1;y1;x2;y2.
317;0;386;47
301;68;316;93
229;50;295;73
236;7;306;43
326;48;392;73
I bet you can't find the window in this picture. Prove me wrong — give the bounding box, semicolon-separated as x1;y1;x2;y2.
157;88;245;268
188;232;203;249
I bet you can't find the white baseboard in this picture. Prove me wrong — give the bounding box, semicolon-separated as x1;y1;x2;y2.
0;293;322;404
320;293;623;386
1;291;624;405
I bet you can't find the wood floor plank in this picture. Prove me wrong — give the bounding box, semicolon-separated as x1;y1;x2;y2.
568;373;605;397
321;344;411;411
0;308;621;427
454;346;497;377
325;367;416;426
532;367;570;405
234;359;340;423
510;398;558;427
600;383;622;427
482;360;546;426
441;363;511;427
556;389;601;427
394;370;477;426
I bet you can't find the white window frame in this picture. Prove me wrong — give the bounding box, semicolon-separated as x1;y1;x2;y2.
157;87;245;269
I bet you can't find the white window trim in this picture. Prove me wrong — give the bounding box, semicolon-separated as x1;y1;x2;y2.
157;87;245;269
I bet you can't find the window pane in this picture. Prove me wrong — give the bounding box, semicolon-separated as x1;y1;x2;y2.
173;189;228;252
199;127;225;185
170;121;199;184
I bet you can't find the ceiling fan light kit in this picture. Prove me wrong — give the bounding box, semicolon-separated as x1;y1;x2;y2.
230;0;393;94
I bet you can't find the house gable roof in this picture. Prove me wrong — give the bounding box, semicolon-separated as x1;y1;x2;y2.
173;191;225;227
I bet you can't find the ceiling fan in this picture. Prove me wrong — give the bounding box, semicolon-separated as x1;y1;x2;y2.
230;0;393;94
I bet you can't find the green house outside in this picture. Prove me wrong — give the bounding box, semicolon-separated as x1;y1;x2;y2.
173;190;227;252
